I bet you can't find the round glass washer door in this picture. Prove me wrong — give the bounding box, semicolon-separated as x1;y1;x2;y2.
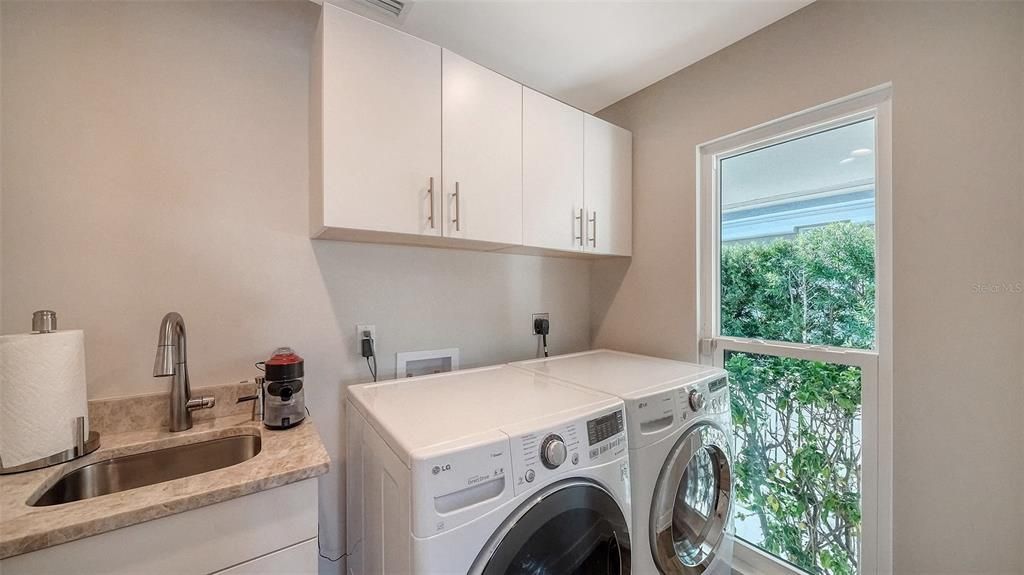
650;422;732;575
470;479;631;575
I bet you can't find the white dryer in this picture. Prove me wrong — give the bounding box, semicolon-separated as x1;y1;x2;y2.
512;350;734;575
345;365;633;574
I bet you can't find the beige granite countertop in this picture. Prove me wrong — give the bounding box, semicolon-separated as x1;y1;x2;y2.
0;413;330;559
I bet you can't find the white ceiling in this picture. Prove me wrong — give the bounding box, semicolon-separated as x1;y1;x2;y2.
324;0;813;113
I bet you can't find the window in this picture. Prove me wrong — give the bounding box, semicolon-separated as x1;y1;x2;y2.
698;87;892;575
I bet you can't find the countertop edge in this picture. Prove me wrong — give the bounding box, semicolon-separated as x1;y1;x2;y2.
0;421;331;560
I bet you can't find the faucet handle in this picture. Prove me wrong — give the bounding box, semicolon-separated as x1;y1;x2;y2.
236;377;264;402
186;396;215;411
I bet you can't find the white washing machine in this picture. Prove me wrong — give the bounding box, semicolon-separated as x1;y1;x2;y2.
345;365;633;574
512;350;734;575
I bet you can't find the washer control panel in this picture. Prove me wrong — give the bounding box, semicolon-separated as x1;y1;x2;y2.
540;434;568;468
509;407;627;495
688;389;706;411
706;376;730;416
675;376;730;420
585;409;626;461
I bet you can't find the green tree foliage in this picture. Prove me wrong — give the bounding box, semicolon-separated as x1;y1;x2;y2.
722;222;875;575
721;221;875;349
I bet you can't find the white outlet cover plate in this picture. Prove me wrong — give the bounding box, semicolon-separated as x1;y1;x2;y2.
531;313;549;335
357;324;377;354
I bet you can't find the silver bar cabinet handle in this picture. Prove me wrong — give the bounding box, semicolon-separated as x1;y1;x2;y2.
427;177;435;228
452;183;461;232
574;208;584;246
588;211;597;247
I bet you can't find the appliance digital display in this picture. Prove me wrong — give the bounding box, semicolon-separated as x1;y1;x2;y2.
587;411;624;446
709;377;728;392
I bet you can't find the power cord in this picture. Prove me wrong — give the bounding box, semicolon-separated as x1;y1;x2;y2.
316;336;377;564
361;331;378;382
365;356;377;381
318;522;344;562
534;318;550;358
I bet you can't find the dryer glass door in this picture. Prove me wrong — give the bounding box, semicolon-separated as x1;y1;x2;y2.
651;422;733;575
473;480;631;575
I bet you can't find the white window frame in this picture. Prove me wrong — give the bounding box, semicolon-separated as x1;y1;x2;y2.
697;85;893;575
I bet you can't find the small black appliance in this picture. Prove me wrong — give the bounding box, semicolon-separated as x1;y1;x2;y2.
262;347;306;429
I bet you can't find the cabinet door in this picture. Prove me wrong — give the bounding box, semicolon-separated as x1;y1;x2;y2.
320;5;441;236
584;116;632;256
442;50;523;245
523;88;584;252
213;539;317;574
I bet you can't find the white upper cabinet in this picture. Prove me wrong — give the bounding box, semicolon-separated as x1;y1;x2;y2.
584;116;633;256
523;88;585;252
442;50;523;245
314;5;441;237
311;6;630;257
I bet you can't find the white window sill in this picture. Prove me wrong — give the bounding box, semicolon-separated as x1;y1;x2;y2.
730;538;806;575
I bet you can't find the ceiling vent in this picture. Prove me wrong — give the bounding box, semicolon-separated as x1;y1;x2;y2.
361;0;404;17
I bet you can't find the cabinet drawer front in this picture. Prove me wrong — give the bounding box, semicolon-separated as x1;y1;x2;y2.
212;538;318;575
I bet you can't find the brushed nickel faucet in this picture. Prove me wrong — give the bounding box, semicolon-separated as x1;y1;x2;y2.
153;312;215;431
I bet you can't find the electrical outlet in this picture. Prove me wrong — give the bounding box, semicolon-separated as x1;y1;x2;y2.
357;324;377;354
531;313;549;335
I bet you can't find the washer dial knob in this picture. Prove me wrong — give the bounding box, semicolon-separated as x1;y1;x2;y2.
540;434;567;469
688;390;706;412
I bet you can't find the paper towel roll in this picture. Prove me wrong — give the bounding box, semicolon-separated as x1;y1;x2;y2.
0;330;89;468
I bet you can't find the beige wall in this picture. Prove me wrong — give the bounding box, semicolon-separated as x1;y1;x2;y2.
0;2;593;568
595;1;1024;573
1;1;4;320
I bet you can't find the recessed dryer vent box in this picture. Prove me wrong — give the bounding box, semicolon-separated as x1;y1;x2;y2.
396;348;460;378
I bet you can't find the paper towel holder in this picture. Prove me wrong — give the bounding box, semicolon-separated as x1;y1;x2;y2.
32;310;58;334
0;416;100;474
0;311;101;474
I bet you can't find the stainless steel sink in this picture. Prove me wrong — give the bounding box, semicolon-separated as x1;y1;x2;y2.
30;434;261;507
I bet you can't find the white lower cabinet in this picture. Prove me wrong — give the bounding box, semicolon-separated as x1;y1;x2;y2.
0;480;318;575
213;538;317;575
